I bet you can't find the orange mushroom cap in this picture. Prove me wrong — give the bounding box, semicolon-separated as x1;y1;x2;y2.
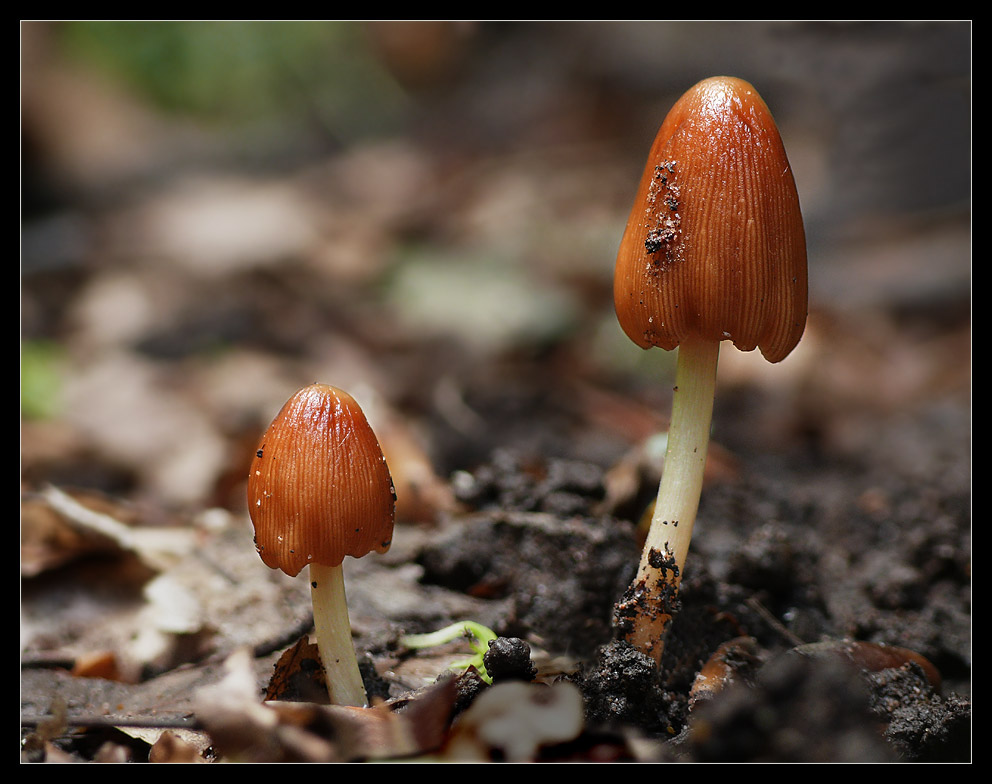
614;76;808;363
247;383;396;577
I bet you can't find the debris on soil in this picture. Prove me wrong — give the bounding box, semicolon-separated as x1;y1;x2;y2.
683;650;896;762
417;452;641;658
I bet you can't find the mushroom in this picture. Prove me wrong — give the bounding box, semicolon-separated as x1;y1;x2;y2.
612;76;808;666
247;383;396;706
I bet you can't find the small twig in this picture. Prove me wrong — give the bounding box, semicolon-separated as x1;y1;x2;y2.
20;713;202;732
40;484;195;571
746;596;805;647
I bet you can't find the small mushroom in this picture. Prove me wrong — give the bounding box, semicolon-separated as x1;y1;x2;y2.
612;77;808;666
247;383;396;706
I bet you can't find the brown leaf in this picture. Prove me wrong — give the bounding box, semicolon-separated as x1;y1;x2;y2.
793;639;942;691
20;489;140;577
70;650;123;682
689;636;764;709
148;730;208;763
268;677;458;761
197;647;459;762
264;636;328;704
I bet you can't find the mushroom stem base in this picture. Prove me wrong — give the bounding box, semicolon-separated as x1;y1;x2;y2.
310;562;368;707
620;334;719;666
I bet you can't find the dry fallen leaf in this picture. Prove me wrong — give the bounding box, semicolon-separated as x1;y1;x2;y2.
264;636;328;704
195;647;458;762
442;680;585;762
30;484;197;573
148;730;210;763
70;650;123;681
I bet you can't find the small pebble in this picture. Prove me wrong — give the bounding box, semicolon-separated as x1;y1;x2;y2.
484;637;538;683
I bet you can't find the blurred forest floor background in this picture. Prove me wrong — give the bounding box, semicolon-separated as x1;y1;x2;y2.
22;19;971;509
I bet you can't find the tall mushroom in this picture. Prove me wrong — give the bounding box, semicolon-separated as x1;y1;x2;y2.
613;76;808;666
247;383;396;706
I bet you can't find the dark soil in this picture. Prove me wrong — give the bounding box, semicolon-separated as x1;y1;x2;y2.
405;426;971;761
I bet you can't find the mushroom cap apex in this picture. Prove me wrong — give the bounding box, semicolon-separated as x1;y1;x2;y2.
614;75;808;363
247;383;396;577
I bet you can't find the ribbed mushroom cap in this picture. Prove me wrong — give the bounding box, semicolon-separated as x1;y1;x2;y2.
614;76;808;363
247;383;396;577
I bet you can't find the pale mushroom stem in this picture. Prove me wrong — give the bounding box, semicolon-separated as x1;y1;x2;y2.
625;333;720;665
310;562;368;707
